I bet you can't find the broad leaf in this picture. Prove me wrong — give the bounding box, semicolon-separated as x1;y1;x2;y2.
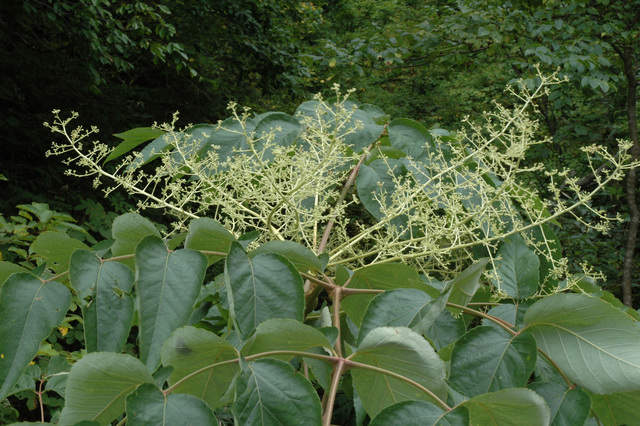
492;234;539;299
59;353;154;425
249;240;324;273
241;318;332;358
184;217;236;266
111;213;161;269
126;383;216;425
70;250;134;352
0;261;30;287
370;401;469;426
106;127;165;163
523;293;640;394
449;327;537;397
447;259;489;312
136;236;207;371
589;390;640;426
356;288;436;346
232;358;322;425
388;118;434;163
31;231;90;273
462;388;550;426
341;263;423;327
161;326;239;410
356;159;409;224
0;274;70;400
350;327;448;418
528;382;590;426
422;309;467;351
224;242;304;339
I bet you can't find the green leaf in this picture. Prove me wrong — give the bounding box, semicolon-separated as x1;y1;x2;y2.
341;263;423;327
106;127;165;163
357;159;409;222
351;327;448;418
492;234;539;299
232;358;322;425
0;273;71;400
31;231;90;273
528;382;590;426
111;213;161;269
462;388;550;426
249;240;324;273
589;390;640;426
0;261;30;287
523;293;640;394
370;401;469;426
161;326;239;410
127;131;178;169
527;224;562;290
224;242;304;339
447;259;490;312
59;352;154;426
252;112;302;161
423;309;466;351
136;236;207;371
357;288;436;346
449;327;537;397
388;118;434;162
126;383;216;425
70;250;134;352
184;217;236;266
241;318;332;358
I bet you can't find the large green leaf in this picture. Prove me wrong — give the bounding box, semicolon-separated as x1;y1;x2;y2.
126;383;216;425
136;236;207;371
356;159;409;223
241;318;333;358
111;213;161;269
184;217;236;266
59;352;154;425
350;327;448;418
0;273;71;400
447;259;489;312
0;261;30;287
523;293;640;394
70;250;134;352
589;390;640;426
341;263;423;327
528;382;590;426
232;358;322;425
449;327;537;397
31;231;90;273
249;240;324;273
161;326;239;410
388;118;434;163
462;388;550;426
492;234;539;299
527;224;562;290
423;309;467;351
106;127;165;163
356;288;439;346
370;401;469;426
224;242;304;339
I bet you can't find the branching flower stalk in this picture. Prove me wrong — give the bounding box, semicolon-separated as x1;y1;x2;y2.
46;73;637;292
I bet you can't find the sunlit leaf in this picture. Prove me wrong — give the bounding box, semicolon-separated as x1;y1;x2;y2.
523;293;640;394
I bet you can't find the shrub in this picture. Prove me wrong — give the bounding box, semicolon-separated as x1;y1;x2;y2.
1;72;639;424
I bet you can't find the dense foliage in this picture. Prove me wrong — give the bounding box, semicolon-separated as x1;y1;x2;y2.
1;76;640;424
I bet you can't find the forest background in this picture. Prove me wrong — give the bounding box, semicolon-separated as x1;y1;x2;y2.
2;0;638;305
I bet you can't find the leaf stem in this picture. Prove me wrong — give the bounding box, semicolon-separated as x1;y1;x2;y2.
323;358;348;426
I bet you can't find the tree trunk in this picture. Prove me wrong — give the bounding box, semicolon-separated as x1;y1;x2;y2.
620;45;640;308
